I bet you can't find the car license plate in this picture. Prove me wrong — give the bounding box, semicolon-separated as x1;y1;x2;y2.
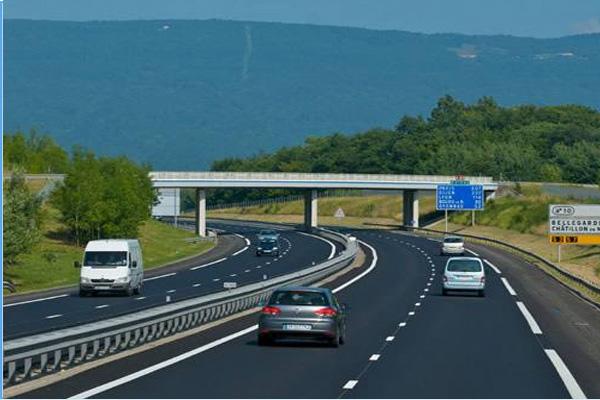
283;324;312;331
95;285;110;290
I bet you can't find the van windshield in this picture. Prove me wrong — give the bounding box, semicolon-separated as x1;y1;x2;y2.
446;259;482;273
84;251;128;267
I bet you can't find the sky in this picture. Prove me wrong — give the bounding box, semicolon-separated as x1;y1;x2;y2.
4;0;600;38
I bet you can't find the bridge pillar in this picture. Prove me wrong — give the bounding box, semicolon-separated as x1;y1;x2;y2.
195;188;207;237
304;189;318;231
403;190;419;228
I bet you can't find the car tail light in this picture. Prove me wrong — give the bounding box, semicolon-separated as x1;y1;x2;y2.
314;307;337;317
261;306;280;316
480;276;486;283
443;275;448;283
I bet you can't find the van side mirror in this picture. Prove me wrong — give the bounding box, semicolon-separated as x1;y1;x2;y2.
132;260;138;268
74;261;81;269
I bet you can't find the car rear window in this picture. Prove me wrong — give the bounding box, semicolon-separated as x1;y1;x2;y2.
446;259;482;272
444;237;463;243
270;291;329;306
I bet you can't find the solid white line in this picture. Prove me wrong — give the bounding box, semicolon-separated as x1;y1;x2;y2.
45;314;63;319
143;273;176;282
369;354;381;361
544;349;587;399
516;301;543;334
4;294;68;308
299;232;336;260
69;325;259;399
485;259;502;274
332;240;378;294
244;238;251;246
72;238;379;398
501;277;517;296
232;246;249;256
466;249;479;257
343;380;359;390
95;304;109;309
190;257;227;271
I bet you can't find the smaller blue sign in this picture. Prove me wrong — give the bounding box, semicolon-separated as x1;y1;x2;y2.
436;184;484;210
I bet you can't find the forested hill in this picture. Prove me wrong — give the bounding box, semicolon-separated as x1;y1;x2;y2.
213;97;600;186
5;19;600;169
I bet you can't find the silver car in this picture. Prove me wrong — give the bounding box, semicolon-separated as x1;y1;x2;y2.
441;235;465;255
443;257;486;297
258;286;346;346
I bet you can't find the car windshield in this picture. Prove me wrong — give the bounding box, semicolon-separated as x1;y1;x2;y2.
270;291;329;306
260;240;276;248
446;259;482;272
84;251;128;267
444;237;463;243
260;230;276;236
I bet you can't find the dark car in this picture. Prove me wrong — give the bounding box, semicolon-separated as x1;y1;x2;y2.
256;238;280;256
258;286;347;346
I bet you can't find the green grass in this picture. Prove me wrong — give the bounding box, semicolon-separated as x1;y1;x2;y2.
211;194;436;220
4;207;214;294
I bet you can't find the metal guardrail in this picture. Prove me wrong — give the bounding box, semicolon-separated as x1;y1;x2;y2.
3;229;357;386
3;280;16;293
404;225;600;299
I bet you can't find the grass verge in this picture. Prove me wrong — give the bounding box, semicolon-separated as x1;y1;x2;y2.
4;207;214;294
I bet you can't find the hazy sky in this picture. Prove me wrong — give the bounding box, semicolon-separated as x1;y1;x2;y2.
5;0;600;38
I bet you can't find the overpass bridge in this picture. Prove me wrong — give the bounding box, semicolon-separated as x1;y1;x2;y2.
150;172;499;236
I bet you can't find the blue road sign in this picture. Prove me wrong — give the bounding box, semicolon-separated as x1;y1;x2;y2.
436;184;484;210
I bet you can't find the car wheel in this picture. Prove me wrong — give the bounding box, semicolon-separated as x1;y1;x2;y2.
79;289;88;297
124;285;133;297
257;333;271;346
478;290;485;297
133;282;142;295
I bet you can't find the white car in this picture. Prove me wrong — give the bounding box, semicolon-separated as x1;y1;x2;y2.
442;257;485;297
76;239;144;296
441;235;465;255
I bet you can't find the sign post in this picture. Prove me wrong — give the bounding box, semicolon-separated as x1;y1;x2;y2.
436;182;484;233
548;204;600;263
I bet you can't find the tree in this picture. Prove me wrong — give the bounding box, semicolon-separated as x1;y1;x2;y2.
53;150;155;245
3;171;42;264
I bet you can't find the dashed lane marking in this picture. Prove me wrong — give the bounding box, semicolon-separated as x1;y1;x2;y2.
501;277;517;296
544;349;586;399
516;301;543;334
190;257;227;271
4;294;69;308
144;273;176;282
343;380;359;390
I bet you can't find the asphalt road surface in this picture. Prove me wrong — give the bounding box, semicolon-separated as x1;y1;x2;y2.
21;227;600;398
3;220;341;339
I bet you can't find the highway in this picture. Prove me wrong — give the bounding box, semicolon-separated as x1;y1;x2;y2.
19;227;600;399
3;220;341;340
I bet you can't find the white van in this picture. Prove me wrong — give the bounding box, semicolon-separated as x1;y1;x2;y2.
76;239;143;297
